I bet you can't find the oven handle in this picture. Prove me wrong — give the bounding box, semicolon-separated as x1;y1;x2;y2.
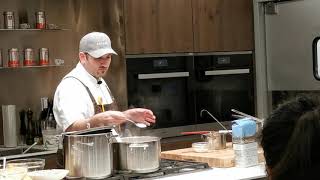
204;68;250;76
138;72;190;79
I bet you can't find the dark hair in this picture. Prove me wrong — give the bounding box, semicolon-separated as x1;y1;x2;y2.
261;95;320;180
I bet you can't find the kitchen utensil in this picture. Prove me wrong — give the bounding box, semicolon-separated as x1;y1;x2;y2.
231;109;263;123
27;169;69;180
113;136;161;173
202;131;227;150
181;131;210;135
125;119;147;128
63;126;114;179
22;141;38;154
200;109;231;134
6;158;45;172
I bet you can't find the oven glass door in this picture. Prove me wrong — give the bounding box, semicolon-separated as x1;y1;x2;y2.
195;70;254;123
128;75;193;129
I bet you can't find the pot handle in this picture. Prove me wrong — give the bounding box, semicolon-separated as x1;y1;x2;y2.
129;143;149;149
76;142;94;146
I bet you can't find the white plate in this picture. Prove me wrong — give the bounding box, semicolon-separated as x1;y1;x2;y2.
27;169;69;180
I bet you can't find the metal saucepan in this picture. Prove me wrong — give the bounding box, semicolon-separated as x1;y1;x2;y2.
112;136;161;173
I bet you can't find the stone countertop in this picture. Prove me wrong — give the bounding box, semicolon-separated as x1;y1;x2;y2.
0;145;57;160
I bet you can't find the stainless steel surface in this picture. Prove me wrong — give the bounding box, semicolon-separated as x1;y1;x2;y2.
202;132;227;150
204;69;250;76
64;132;113;178
113;136;161;173
137;72;190;79
259;0;320;90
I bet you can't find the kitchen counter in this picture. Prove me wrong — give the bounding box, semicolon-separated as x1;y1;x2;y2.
157;163;267;180
0;145;57;160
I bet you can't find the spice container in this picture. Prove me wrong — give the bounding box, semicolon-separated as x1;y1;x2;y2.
8;48;19;67
39;48;49;66
35;11;46;29
23;48;35;66
3;11;15;29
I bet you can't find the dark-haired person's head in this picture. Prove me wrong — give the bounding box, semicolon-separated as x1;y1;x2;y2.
261;95;320;180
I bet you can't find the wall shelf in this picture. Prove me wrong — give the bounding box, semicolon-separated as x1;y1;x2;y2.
0;29;70;31
0;65;64;69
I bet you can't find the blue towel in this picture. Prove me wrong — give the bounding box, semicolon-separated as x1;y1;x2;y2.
232;118;256;138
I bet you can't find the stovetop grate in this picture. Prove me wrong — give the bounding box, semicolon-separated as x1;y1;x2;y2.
85;159;210;180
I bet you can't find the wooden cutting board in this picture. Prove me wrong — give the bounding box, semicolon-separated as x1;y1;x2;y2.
161;142;265;168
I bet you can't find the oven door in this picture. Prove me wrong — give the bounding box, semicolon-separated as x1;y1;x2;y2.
195;68;255;123
127;71;194;129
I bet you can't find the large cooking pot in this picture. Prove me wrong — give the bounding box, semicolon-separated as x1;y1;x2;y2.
112;136;161;173
63;126;114;179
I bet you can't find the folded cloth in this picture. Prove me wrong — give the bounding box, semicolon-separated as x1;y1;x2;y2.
232;118;256;138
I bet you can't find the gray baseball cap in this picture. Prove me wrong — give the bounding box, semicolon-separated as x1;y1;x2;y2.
79;32;117;58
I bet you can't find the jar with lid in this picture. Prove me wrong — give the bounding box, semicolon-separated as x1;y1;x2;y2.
35;11;46;29
3;11;15;29
8;48;19;68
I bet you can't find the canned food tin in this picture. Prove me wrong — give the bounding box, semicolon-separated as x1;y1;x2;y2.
8;48;19;67
39;48;49;66
3;11;15;29
24;48;35;66
36;11;46;29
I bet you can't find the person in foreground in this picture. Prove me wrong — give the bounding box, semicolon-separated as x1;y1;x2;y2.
260;95;320;180
53;32;156;132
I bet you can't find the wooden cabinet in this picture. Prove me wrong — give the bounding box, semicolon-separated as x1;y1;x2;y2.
124;0;194;54
124;0;253;54
193;0;254;52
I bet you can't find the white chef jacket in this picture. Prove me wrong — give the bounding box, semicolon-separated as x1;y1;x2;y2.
53;62;114;131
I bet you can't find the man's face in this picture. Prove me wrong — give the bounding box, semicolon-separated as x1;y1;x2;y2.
80;53;112;78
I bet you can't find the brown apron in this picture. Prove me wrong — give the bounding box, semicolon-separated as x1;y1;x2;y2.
57;76;118;169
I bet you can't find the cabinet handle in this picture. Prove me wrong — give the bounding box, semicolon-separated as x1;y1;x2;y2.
138;72;190;79
204;69;250;76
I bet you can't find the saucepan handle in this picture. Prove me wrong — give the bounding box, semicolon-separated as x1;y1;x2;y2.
181;131;210;135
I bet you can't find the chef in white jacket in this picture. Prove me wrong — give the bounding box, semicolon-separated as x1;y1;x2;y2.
53;32;156;132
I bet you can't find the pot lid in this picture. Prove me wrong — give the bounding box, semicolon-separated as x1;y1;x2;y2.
62;125;114;136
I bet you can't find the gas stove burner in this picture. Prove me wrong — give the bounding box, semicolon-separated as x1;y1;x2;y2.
86;159;210;180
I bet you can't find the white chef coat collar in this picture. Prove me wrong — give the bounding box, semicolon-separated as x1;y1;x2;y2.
70;62;103;86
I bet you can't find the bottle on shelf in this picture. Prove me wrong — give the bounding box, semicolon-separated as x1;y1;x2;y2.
26;108;34;145
19;109;27;145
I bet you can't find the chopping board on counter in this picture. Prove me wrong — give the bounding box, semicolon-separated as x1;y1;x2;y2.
161;142;265;168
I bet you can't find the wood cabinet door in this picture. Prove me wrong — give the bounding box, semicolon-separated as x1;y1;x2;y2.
125;0;194;54
193;0;254;52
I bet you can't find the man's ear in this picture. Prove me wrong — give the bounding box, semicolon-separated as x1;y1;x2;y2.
79;52;87;64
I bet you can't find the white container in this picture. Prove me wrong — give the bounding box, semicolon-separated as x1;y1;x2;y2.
2;105;18;147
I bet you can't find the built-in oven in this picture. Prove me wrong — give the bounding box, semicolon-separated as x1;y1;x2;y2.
194;52;255;124
126;55;195;132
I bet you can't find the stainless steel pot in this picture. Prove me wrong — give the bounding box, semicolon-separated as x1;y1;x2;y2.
202;131;227;150
113;136;161;173
63;126;114;179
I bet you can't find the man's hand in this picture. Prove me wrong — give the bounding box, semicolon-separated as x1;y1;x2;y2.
124;108;156;126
